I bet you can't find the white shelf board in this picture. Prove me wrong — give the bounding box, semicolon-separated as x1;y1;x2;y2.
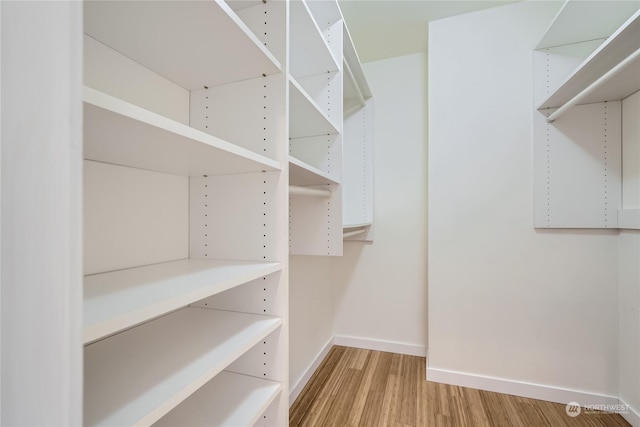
343;22;372;101
289;156;339;186
343;23;371;117
289;78;339;138
343;222;372;230
84;258;281;344
290;0;340;79
537;0;640;50
84;0;280;90
306;0;342;29
84;87;280;176
155;372;280;426
84;308;281;427
539;10;640;110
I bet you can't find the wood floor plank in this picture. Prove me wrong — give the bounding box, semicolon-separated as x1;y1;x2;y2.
349;351;380;426
462;387;492;426
289;346;344;426
290;346;631;427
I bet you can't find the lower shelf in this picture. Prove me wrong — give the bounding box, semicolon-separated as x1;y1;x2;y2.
84;307;281;427
289;156;339;186
155;371;281;426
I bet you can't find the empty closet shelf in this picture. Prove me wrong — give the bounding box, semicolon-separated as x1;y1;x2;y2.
155;372;281;426
83;259;281;344
538;10;640;112
289;157;339;186
84;307;281;427
83;87;280;177
289;77;340;138
84;0;280;90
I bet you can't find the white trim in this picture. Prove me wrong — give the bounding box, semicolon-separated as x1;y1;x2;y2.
620;398;640;427
289;337;335;407
333;335;426;357
427;366;619;407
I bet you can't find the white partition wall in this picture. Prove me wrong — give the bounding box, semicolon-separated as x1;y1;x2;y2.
1;2;83;425
428;0;621;407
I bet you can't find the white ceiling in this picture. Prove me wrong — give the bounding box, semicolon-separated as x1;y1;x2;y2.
338;0;521;63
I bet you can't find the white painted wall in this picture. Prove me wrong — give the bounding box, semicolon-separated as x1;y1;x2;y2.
1;2;83;424
428;1;620;402
332;53;428;354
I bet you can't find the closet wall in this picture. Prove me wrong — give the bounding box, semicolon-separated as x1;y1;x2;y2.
428;0;621;406
332;53;427;353
289;52;427;400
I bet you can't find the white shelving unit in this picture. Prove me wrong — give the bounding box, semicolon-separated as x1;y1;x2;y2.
0;0;371;424
2;0;372;424
533;1;640;229
287;0;374;252
288;0;345;256
83;0;289;425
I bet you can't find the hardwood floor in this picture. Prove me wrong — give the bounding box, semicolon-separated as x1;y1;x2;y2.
290;346;630;427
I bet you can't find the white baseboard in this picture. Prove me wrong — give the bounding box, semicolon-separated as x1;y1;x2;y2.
620;398;640;427
427;366;619;408
289;337;334;407
333;335;426;357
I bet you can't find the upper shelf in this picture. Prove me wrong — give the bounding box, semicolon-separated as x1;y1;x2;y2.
343;22;372;117
83;258;281;344
290;0;340;79
84;0;281;90
84;307;281;427
537;0;640;50
538;9;640;111
84;86;280;176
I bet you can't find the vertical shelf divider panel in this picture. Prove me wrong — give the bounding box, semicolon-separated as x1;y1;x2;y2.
83;0;289;425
